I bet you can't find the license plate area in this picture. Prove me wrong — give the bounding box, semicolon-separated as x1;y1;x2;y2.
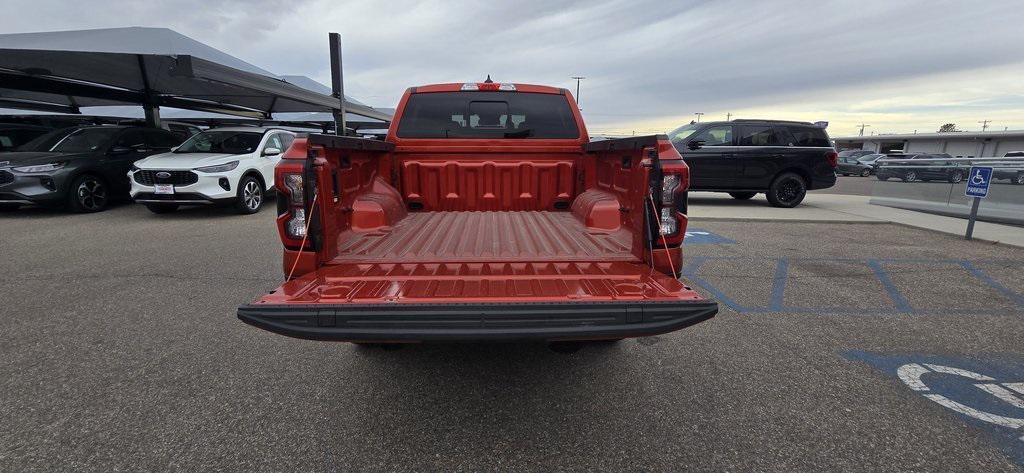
154;184;174;195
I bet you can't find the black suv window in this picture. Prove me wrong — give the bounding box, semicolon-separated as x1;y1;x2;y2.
0;128;48;151
774;127;797;146
785;126;830;147
738;125;780;146
145;129;181;148
692;125;733;146
115;129;147;149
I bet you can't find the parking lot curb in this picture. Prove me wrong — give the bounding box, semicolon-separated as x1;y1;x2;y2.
689;217;888;224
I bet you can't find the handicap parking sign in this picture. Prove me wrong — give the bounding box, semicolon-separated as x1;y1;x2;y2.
966;166;993;198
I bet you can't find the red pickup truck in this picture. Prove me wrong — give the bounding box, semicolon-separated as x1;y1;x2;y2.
237;81;717;342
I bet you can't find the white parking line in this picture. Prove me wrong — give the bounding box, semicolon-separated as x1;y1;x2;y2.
975;384;1024;409
897;363;931;391
924;364;996;381
923;394;1024;429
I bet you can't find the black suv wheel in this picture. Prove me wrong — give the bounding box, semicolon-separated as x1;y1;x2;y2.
766;172;807;208
948;170;964;183
67;174;109;213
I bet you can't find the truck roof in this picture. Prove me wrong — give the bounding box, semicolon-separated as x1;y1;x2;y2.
409;83;567;95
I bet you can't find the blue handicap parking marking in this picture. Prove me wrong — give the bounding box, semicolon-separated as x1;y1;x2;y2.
846;351;1024;465
966;166;994;198
683;228;736;245
681;257;1024;315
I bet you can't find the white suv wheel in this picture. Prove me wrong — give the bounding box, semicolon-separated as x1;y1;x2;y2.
235;176;264;214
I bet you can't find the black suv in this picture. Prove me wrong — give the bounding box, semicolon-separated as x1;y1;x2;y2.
668;119;837;207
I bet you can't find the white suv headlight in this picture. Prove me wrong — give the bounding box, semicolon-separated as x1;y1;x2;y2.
194;161;239;173
12;162;65;173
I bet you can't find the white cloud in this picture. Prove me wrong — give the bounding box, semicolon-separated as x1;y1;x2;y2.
3;0;1024;134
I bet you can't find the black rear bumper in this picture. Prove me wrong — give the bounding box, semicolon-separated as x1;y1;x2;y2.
809;172;837;190
237;300;718;342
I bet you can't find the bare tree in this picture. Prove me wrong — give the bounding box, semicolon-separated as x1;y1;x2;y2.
937;123;960;133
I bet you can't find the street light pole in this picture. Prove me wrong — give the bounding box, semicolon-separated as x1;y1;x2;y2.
571;76;585;109
694;112;704;123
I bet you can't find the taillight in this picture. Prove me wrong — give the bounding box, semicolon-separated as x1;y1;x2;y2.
282;173;307;239
659;207;678;235
826;150;838;168
661;174;681;202
653;158;688;246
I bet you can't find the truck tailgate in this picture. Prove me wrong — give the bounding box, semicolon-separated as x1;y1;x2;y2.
239;261;716;342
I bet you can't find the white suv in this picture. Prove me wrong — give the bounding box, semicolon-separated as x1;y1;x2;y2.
129;127;295;214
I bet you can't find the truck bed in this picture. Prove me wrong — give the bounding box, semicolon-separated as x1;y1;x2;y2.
330;211;636;264
241;126;717;342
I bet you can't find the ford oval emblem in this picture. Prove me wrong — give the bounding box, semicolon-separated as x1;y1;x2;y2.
156;171;172;179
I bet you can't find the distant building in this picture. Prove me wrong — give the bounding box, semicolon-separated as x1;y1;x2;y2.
832;130;1024;157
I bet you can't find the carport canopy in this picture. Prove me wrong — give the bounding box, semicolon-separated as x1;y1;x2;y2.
0;27;390;123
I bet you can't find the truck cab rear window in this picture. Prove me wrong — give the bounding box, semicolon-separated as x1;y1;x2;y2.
396;91;580;139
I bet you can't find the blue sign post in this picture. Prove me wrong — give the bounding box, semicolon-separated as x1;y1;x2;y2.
964;166;993;240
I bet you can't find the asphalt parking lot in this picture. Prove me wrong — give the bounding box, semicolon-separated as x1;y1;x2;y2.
2;199;1023;471
819;174;876;196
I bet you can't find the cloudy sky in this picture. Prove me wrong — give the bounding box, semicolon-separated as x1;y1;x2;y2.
6;0;1024;137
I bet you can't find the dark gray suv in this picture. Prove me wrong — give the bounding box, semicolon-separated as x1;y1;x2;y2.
667;119;838;207
0;126;181;212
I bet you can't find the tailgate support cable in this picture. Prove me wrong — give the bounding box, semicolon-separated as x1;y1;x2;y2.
644;206;656;273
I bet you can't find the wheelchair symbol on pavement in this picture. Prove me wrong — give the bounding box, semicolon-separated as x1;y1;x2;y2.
898;362;1024;441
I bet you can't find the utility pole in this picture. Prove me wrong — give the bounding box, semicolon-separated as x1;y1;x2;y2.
978;120;991;132
857;123;870;136
726;113;732;121
694;112;704;123
571;76;585;109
